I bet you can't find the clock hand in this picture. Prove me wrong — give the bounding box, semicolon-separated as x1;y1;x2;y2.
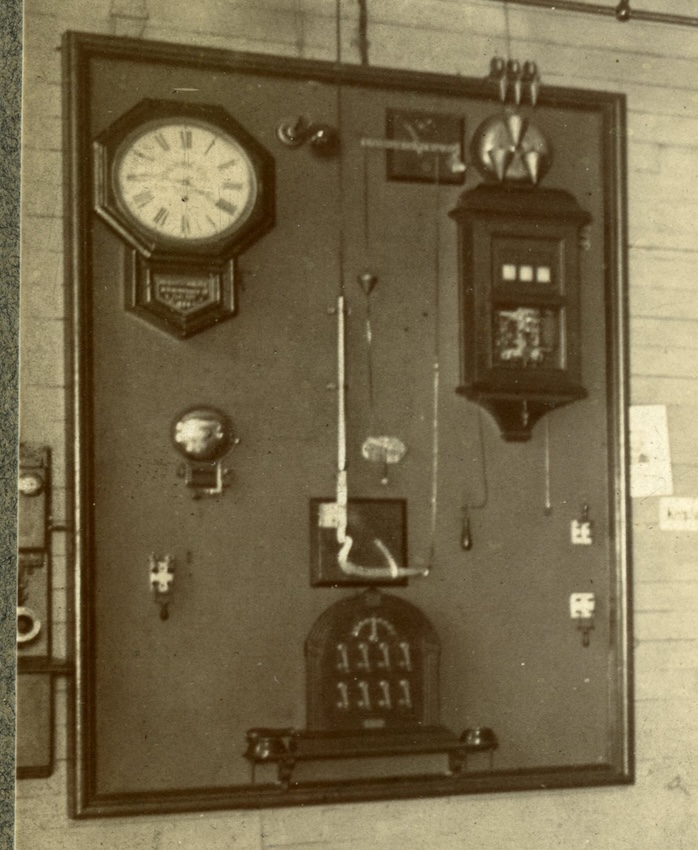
125;158;189;185
177;185;240;219
184;185;218;202
124;172;175;182
157;176;217;202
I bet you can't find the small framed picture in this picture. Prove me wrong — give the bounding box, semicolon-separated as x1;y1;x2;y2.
386;108;465;184
309;497;408;586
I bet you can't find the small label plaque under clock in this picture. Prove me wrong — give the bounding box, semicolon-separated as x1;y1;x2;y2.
129;255;236;338
153;273;219;315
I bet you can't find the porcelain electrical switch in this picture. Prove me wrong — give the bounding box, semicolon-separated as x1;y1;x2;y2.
570;592;595;647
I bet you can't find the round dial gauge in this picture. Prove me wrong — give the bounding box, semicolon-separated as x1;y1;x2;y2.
113;118;259;245
18;472;44;496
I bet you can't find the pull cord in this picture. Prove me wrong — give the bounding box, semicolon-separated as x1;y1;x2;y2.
461;406;489;551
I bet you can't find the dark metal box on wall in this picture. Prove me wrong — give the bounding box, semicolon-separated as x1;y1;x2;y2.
451;184;592;441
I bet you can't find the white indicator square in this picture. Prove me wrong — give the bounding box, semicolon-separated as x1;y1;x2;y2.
536;266;551;283
519;265;534;282
502;263;517;281
570;592;595;619
318;502;340;528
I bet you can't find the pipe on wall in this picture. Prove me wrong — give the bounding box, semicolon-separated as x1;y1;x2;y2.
489;0;698;29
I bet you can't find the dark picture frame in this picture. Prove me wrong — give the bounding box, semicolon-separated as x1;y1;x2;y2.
64;30;632;818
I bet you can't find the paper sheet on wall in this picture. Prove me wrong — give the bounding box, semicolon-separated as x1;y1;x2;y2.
659;497;698;531
629;405;673;498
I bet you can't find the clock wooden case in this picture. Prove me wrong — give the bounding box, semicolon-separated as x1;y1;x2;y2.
93;98;275;338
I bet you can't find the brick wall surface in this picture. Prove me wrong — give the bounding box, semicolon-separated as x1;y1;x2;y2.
17;1;698;848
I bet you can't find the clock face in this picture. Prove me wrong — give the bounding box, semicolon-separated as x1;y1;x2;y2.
113;118;259;245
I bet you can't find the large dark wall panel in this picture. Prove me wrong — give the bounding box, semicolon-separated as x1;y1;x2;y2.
65;32;631;815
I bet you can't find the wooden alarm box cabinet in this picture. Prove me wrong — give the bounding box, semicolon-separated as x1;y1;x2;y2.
451;185;591;441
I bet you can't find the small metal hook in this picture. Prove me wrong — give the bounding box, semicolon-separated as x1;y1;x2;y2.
615;0;631;22
461;507;473;551
276;117;339;156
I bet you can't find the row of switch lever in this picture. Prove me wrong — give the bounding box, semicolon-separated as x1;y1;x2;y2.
335;641;412;673
335;678;413;711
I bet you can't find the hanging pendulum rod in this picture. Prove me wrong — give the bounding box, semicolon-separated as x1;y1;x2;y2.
330;3;427;579
358;148;408;487
336;294;349;546
461;506;473;551
429;358;440;564
460;406;490;552
334;295;427;579
427;158;443;569
360;146;377;435
543;417;553;515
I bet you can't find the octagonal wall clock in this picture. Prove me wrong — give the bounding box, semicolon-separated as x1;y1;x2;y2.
93;99;275;338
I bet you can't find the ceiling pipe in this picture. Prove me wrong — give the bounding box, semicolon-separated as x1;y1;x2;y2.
490;0;698;29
